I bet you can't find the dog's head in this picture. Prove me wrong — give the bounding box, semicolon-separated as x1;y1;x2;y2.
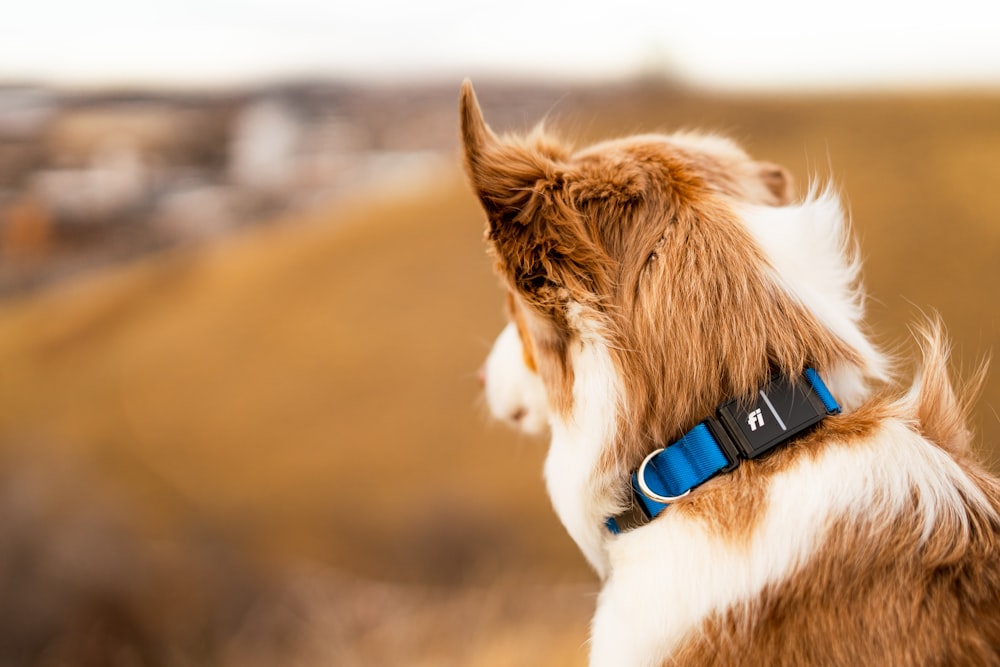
464;81;885;470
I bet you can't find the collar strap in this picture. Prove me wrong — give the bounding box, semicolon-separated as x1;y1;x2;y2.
605;368;840;534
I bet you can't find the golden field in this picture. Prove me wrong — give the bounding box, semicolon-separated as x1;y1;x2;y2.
0;83;998;664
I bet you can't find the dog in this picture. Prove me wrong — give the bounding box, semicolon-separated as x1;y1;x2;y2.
462;80;1000;666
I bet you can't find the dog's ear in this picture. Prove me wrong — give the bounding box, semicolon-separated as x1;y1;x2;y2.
756;161;793;205
460;80;562;227
460;81;605;306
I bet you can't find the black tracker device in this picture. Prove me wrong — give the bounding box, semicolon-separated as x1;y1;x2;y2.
706;371;839;472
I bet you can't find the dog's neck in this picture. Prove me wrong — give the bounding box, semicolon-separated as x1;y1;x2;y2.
545;354;873;578
543;192;887;579
607;368;842;534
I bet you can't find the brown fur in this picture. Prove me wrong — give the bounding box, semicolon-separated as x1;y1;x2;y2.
505;291;538;372
912;317;990;457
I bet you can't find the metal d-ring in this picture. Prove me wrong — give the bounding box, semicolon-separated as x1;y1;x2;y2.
636;448;691;504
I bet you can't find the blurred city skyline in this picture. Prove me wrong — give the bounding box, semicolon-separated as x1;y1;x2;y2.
4;0;1000;91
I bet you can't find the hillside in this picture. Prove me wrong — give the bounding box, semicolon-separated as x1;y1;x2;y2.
0;84;998;664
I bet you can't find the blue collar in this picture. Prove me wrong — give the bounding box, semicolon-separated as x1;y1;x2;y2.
605;368;840;534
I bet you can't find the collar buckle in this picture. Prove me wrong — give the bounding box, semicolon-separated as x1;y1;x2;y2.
636;448;692;504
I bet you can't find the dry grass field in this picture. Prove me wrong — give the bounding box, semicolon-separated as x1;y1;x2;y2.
0;83;998;664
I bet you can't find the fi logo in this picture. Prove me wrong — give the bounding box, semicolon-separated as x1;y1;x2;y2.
747;408;765;432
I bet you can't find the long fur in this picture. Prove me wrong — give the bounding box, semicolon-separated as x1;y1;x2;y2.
462;80;1000;666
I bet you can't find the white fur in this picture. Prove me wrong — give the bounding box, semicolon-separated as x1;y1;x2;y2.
739;188;888;410
482;323;549;435
482;310;624;576
590;417;995;666
544;303;624;578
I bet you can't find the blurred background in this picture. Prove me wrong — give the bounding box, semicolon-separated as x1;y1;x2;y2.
1;2;999;665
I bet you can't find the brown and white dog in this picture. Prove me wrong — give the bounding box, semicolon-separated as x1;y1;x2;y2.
462;81;1000;665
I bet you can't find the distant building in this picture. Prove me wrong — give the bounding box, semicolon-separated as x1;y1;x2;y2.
32;139;148;223
228;99;302;192
0;86;55;138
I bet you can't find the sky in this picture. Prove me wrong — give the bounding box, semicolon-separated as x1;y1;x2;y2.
2;0;1000;91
